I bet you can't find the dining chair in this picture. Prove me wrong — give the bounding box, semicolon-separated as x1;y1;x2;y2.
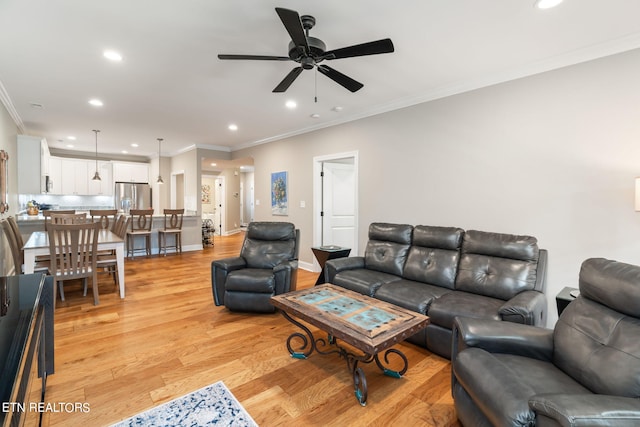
95;215;130;291
43;209;75;231
47;221;100;305
158;209;184;256
90;209;118;230
2;219;22;275
126;208;154;258
2;217;49;275
50;212;88;225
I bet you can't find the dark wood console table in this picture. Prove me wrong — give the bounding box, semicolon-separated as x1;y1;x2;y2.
0;274;54;427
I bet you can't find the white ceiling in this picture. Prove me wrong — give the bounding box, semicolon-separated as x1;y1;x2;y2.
1;0;640;160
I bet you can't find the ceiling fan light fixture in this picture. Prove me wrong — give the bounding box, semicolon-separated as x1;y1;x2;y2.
535;0;563;9
92;129;101;181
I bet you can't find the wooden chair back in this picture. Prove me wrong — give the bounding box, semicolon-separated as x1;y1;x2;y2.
50;212;88;225
90;209;118;230
113;215;131;239
43;210;75;230
47;221;99;280
129;209;154;232
1;219;21;274
163;209;184;231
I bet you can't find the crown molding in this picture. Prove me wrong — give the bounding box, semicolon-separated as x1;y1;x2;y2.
0;79;24;133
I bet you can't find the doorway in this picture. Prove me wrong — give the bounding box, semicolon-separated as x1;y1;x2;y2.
171;172;185;209
313;151;358;269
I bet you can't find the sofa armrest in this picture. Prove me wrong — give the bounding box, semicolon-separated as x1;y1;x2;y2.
529;394;640;427
324;256;365;283
452;317;553;363
274;259;299;295
499;290;547;326
211;257;247;305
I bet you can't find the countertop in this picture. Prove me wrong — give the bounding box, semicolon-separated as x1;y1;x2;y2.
16;212;199;223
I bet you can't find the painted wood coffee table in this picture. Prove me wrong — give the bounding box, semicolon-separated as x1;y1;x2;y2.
270;283;429;406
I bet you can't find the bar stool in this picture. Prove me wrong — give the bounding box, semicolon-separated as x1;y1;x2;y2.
126;208;154;258
158;209;184;256
90;209;118;230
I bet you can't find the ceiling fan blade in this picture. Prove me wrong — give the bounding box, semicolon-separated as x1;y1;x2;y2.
317;65;363;93
275;8;309;52
322;38;394;60
273;67;303;92
218;54;290;61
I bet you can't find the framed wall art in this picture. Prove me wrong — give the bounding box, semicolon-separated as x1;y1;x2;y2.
271;171;288;215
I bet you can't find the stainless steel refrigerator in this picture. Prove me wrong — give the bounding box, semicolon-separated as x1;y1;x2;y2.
114;182;152;213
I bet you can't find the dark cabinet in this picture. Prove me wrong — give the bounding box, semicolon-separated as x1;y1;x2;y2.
0;274;54;427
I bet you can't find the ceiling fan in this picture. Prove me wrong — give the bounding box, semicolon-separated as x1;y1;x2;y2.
218;7;394;93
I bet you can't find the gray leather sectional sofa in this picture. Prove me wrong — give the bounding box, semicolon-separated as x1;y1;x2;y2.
324;223;547;358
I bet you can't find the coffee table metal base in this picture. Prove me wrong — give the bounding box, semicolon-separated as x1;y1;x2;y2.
280;310;408;406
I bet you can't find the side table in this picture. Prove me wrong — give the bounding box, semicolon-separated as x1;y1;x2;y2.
311;245;351;286
556;286;579;316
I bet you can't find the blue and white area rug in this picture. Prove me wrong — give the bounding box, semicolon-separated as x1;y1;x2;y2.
110;381;258;427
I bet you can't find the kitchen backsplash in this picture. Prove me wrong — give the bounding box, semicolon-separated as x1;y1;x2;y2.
18;194;115;211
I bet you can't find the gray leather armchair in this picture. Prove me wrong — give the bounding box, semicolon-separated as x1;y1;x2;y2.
451;258;640;426
211;222;299;313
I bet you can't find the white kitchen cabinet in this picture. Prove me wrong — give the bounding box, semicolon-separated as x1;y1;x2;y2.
17;135;48;194
47;157;113;195
60;159;88;195
87;161;113;195
48;157;62;194
112;161;149;183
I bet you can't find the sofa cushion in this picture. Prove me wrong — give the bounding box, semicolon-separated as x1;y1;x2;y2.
453;349;590;427
553;258;640;398
364;223;413;276
225;269;275;293
428;291;503;329
333;269;401;297
455;230;539;300
402;225;464;289
374;279;452;315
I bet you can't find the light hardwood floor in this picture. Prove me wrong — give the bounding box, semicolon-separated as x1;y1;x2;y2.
42;232;460;426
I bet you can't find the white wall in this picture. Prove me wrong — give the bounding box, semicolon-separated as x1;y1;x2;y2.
235;48;640;327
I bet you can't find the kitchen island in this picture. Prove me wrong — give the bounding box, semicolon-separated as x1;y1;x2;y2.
15;212;203;255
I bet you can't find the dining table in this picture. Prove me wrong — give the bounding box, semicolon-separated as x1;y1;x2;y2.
22;229;127;298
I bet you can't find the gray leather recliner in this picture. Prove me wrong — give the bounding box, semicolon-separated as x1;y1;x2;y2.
451;258;640;426
211;222;299;313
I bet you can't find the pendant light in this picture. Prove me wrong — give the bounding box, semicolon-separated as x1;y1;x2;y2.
156;138;164;184
92;129;101;180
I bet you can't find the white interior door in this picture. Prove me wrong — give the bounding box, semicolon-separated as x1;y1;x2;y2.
322;160;356;250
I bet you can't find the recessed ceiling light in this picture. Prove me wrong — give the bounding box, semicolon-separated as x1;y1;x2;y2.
103;50;123;61
534;0;563;9
66;144;74;148
67;136;76;140
285;100;297;109
121;150;128;154
310;113;320;119
89;99;103;107
331;106;343;112
228;124;238;131
211;163;217;167
29;102;43;109
131;143;139;147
